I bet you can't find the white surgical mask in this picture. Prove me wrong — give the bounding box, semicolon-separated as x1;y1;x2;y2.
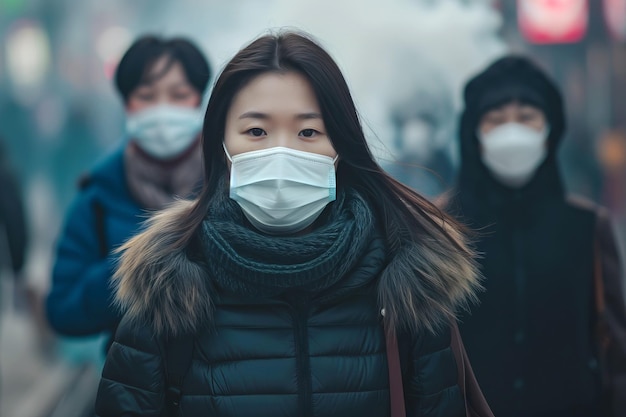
225;145;338;235
479;123;549;188
126;104;203;160
400;118;433;160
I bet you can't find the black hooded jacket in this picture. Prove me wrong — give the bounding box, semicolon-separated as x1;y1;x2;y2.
450;56;626;417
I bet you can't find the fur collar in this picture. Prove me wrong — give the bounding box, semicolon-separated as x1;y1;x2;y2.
114;199;481;336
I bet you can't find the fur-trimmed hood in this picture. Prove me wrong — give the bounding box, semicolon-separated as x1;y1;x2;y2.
113;199;481;336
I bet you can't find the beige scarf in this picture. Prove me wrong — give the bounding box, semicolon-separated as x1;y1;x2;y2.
124;139;203;210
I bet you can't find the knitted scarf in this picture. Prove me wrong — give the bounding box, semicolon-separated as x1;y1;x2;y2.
199;187;378;298
124;139;203;210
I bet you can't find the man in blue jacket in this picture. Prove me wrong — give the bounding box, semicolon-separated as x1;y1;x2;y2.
46;35;211;341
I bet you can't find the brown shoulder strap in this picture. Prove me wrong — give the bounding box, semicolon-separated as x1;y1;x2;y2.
450;322;494;417
594;239;606;316
593;238;613;368
450;322;469;416
385;327;406;417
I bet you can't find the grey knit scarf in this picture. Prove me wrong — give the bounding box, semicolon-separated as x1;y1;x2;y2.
199;187;377;298
124;140;203;210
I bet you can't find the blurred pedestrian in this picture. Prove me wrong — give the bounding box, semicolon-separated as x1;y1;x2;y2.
45;35;212;343
449;55;626;417
0;139;27;281
0;139;28;410
95;31;492;417
384;79;457;199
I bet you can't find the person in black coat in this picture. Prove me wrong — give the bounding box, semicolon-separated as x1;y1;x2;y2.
94;31;493;417
450;55;626;417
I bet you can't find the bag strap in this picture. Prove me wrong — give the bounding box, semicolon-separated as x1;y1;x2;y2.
594;237;613;353
78;174;108;259
450;323;469;416
594;239;607;324
90;199;120;350
593;238;612;385
452;322;495;417
165;334;195;416
385;326;406;417
92;201;108;258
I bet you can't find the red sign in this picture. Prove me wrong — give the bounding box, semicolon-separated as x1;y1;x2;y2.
517;0;588;44
604;0;626;41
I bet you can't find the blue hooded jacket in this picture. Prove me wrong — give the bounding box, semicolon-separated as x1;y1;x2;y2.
46;145;146;336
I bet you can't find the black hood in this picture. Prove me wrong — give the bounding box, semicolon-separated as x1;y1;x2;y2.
455;55;566;221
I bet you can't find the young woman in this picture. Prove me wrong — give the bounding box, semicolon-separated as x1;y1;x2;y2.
46;36;211;339
451;55;626;417
95;31;487;417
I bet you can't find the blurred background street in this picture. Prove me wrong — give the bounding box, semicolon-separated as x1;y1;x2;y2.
1;0;626;415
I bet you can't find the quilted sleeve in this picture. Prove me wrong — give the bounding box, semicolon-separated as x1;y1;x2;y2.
95;316;166;417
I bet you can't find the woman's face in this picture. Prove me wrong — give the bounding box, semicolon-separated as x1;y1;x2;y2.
478;102;547;136
126;56;202;113
224;71;336;159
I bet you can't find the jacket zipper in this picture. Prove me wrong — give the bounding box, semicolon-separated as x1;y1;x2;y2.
289;298;312;417
513;225;526;340
512;214;527;413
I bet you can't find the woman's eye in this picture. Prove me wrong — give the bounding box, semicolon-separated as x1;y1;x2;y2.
172;92;192;100
247;128;266;137
300;129;318;138
520;113;538;122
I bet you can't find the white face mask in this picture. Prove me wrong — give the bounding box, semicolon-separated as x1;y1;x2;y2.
225;146;338;235
126;104;203;160
400;118;434;161
479;123;549;188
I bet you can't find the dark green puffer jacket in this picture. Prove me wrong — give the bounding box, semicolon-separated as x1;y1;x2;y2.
96;200;480;417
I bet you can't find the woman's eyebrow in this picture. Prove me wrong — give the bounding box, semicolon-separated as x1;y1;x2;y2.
167;82;193;89
295;112;323;120
238;112;322;120
239;111;270;120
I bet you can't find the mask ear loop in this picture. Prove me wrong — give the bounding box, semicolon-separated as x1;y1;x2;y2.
222;142;233;163
332;154;339;164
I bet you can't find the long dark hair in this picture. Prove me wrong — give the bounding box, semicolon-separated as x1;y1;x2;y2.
174;31;475;328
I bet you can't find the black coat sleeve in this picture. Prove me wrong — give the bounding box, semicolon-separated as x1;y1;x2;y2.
95;316;166;417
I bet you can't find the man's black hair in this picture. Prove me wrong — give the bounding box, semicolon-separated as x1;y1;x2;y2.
115;35;211;102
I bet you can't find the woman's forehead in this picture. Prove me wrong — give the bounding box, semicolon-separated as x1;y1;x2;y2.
140;58;190;88
228;72;321;118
